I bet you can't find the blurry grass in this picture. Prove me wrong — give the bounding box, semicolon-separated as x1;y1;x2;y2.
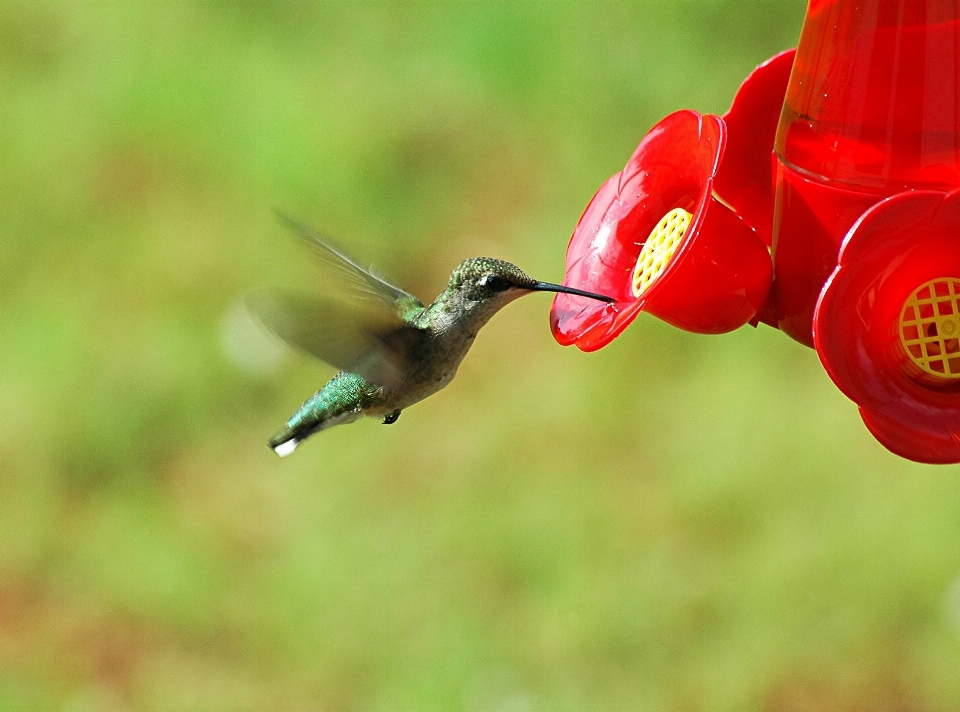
3;1;960;711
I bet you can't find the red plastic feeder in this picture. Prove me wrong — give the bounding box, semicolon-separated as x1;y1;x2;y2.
551;0;960;464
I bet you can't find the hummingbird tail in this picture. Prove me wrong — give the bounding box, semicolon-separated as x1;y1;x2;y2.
268;401;366;456
268;427;302;457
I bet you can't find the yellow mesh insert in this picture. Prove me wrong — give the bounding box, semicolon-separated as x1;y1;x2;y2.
900;278;960;381
632;208;692;298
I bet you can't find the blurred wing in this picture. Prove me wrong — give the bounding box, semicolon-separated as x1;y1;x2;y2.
275;211;424;320
246;290;427;390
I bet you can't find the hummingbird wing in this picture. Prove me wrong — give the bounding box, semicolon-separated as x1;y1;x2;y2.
246;289;427;391
274;212;425;321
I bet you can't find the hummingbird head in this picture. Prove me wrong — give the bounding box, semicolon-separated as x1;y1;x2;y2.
448;257;615;309
449;258;537;303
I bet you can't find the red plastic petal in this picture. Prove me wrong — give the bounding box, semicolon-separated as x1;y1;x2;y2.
715;49;796;247
860;405;960;465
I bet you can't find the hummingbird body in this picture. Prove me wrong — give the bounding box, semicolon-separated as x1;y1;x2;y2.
253;219;613;456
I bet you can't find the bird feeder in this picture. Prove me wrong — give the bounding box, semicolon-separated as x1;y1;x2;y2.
551;0;960;464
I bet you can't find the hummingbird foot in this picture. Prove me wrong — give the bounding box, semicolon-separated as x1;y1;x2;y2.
382;409;401;425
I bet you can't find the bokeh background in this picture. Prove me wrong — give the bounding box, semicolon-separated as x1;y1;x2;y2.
3;1;960;710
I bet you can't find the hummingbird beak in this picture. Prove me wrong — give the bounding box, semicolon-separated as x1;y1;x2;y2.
529;281;616;303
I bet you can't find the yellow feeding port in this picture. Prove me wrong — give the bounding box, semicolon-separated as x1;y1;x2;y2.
632;208;692;298
900;278;960;381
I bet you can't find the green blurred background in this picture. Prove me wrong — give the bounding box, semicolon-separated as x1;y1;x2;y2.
3;1;960;710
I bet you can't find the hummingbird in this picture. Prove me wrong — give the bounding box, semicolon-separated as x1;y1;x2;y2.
250;215;615;457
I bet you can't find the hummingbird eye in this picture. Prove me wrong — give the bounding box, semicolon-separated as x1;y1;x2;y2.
480;275;511;292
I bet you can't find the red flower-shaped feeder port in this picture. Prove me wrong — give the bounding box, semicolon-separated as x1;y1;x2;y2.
814;189;960;464
550;110;772;352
